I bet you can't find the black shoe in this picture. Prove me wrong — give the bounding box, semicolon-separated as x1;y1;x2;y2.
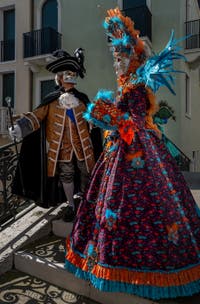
63;205;75;222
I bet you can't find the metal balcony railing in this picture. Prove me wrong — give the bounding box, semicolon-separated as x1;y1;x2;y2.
23;27;62;58
0;39;15;62
185;19;200;49
162;134;191;171
0;142;33;229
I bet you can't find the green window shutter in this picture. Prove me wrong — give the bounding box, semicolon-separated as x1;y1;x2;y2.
40;79;55;102
3;73;15;108
3;9;15;61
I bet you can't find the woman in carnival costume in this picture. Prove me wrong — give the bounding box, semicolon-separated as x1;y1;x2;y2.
65;8;200;300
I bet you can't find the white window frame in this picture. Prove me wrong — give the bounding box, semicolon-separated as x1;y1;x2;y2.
0;4;16;62
0;3;15;40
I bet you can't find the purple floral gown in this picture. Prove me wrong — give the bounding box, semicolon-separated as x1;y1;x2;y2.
65;84;200;300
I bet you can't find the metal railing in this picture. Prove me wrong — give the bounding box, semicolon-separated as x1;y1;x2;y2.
23;27;62;58
0;133;191;228
0;39;15;62
163;135;191;171
0;142;32;228
175;152;191;171
185;19;200;49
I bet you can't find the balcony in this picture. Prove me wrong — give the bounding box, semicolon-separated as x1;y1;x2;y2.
184;19;200;69
23;27;62;58
185;19;200;49
0;39;15;62
23;27;62;70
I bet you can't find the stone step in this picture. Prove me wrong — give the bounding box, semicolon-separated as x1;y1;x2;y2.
14;234;159;304
0;269;99;304
0;202;67;276
14;234;200;304
52;219;73;238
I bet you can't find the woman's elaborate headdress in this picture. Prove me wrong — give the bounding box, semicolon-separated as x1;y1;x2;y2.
103;7;146;65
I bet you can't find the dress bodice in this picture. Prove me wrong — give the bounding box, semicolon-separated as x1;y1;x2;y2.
117;85;147;129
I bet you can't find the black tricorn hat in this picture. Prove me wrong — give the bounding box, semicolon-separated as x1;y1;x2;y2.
46;48;86;78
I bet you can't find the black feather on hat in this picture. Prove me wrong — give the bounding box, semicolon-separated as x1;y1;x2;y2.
46;48;86;78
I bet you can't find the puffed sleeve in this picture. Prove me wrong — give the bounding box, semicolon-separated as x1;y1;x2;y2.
84;90;138;145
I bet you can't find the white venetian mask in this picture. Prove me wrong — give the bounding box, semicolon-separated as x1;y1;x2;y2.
113;54;130;77
63;70;78;84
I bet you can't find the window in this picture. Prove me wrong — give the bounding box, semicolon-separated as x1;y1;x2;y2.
122;0;152;40
185;74;191;116
123;0;146;9
2;9;15;61
40;79;55;102
42;0;58;31
2;73;15;108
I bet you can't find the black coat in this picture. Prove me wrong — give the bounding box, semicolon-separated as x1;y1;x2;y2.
12;88;102;208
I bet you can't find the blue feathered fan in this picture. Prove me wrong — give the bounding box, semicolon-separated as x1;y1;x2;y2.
132;30;187;94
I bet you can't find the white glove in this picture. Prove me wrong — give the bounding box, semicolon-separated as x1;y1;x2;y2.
8;124;22;141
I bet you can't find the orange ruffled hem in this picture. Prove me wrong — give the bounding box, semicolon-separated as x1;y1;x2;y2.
66;238;200;288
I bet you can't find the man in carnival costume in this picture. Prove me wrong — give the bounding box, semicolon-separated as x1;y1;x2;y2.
9;48;101;222
65;8;200;300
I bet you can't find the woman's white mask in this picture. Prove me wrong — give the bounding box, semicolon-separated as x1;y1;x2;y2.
113;55;130;77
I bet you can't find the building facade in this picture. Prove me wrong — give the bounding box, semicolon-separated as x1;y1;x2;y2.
151;0;200;170
0;0;200;170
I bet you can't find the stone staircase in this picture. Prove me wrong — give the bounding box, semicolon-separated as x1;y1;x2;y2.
0;172;200;304
12;221;158;304
2;219;200;304
0;205;158;304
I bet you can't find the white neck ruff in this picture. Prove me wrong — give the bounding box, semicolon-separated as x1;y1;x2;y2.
59;92;79;109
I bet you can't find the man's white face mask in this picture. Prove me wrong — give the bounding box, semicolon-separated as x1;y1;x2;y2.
63;70;78;84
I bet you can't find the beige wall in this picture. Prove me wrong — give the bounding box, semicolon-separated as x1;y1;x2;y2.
1;0;200;168
186;0;200;20
151;0;183;147
182;0;200;162
15;0;32;113
32;0;117;104
0;0;32;113
152;0;200;168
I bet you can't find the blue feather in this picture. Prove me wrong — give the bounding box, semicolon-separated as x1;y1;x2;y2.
95;90;114;103
103;114;111;123
132;30;187;94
